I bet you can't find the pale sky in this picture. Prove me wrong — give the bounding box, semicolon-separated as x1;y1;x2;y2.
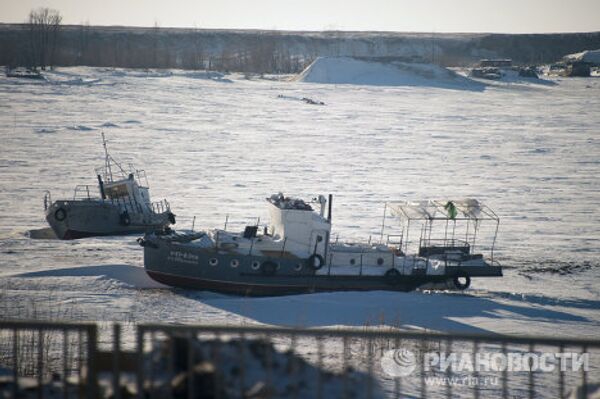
1;0;599;33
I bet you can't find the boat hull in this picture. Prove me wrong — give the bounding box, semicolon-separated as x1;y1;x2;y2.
46;200;171;240
142;234;502;296
144;269;437;296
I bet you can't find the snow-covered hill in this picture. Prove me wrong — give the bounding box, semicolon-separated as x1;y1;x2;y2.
297;56;485;90
564;49;600;65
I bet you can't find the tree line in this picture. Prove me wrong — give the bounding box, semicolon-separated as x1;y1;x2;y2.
3;8;309;74
2;8;599;73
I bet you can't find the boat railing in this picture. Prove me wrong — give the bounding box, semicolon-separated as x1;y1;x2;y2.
72;185;95;200
150;199;170;214
326;236;498;276
109;198;169;215
109;196;137;215
94;165;127;184
327;235;391;277
130;166;150;188
94;162;149;187
418;238;471;256
385;234;404;250
69;186;150;215
419;238;471;247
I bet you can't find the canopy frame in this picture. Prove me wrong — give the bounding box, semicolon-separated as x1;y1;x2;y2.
379;199;500;263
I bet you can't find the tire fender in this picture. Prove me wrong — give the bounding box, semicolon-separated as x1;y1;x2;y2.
307;254;324;271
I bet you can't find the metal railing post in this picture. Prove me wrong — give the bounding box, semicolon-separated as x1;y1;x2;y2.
528;342;535;399
502;342;508;399
187;331;194;399
113;324;121;399
86;325;98;399
10;329;18;398
582;344;588;399
37;329;43;399
558;343;565;399
445;339;452;399
473;340;480;399
316;336;323;399
62;330;68;399
136;327;144;399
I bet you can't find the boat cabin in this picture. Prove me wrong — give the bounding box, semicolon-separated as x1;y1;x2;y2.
266;193;331;258
209;193;331;260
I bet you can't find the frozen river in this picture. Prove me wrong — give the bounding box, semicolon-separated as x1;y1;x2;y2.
0;67;598;340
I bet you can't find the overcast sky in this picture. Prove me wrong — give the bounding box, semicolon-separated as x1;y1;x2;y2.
1;0;599;33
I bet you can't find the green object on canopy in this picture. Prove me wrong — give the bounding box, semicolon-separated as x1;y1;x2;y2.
444;201;457;219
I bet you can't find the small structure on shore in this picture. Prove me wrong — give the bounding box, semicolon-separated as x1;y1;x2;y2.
547;49;600;77
479;59;513;68
469;59;539;80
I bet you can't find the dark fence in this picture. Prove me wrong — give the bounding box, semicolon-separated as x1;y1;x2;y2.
0;320;98;398
1;320;599;398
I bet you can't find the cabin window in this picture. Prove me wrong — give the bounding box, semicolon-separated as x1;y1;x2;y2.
209;258;219;266
105;183;129;199
294;263;303;272
377;258;384;265
350;258;356;265
230;259;239;268
251;261;260;270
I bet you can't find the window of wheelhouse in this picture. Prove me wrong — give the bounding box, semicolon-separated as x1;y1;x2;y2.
105;183;129;200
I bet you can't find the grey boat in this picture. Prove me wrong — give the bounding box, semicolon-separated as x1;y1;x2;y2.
44;134;175;239
140;194;502;296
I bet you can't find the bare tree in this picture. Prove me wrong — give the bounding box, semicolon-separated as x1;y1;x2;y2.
27;7;62;70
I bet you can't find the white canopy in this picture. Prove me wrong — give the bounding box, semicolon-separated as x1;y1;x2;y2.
387;199;498;222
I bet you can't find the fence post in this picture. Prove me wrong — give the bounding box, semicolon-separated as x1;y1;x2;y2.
37;330;43;399
137;327;145;399
86;325;98;399
113;324;121;399
12;330;18;399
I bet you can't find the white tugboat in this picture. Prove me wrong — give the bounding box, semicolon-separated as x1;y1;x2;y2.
44;134;175;239
140;193;502;296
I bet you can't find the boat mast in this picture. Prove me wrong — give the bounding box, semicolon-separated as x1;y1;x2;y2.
102;132;113;181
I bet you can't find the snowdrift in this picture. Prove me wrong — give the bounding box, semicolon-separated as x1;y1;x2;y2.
297;56;484;90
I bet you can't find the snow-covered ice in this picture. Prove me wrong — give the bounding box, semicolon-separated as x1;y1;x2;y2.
0;66;598;344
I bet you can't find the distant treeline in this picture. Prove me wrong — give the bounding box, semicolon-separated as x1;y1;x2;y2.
1;23;599;73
